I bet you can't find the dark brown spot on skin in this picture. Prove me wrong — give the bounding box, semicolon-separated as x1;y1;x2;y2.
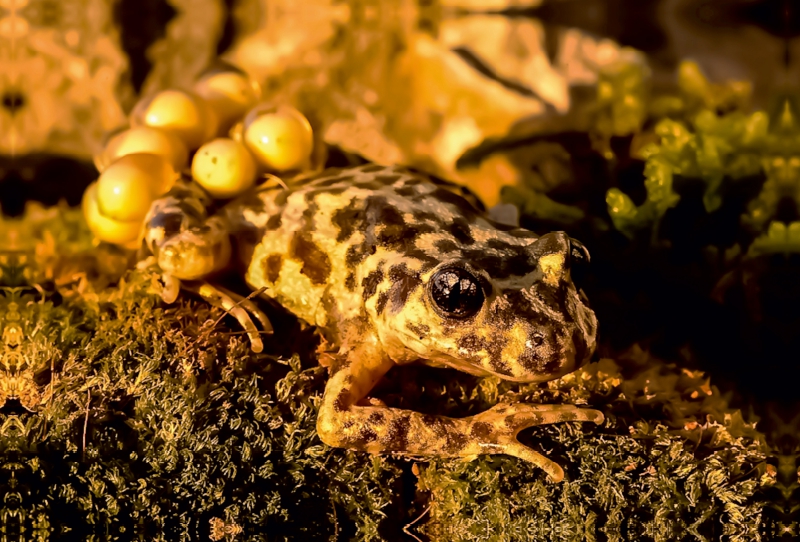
230;190;269;219
406;322;430;338
559;411;578;422
457;331;512;376
387;264;422;314
263;254;282;283
345;273;356;291
375;291;389;314
471;422;493;439
359;164;386;173
290;232;332;285
332;207;359;242
395;186;418;197
367;411;386;425
461;247;533;280
427;188;481;221
340;195;439;265
375;200;405;227
444;431;469;454
211;156;217;164
345;243;374;267
361;268;385;300
385;414;412;449
333;390;350;412
354;180;386;191
449;218;474;245
412;210;441;223
378;223;437;250
486;238;515;251
359;427;378;443
377;174;402;183
303;185;350;200
434;239;459;253
327;355;353;376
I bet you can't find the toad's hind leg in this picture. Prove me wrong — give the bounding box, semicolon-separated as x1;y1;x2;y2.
317;338;604;482
142;180;273;351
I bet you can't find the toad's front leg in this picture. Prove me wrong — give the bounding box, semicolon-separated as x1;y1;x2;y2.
141;181;272;351
317;339;604;482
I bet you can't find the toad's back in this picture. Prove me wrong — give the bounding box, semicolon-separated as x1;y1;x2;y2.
225;164;488;333
222;163;596;382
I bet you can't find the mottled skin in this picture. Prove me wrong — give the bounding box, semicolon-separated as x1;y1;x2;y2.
142;164;603;482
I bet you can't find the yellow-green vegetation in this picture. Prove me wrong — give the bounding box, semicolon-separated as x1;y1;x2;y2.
0;205;771;540
603;60;800;252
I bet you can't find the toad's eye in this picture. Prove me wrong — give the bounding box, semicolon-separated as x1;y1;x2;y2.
430;267;484;318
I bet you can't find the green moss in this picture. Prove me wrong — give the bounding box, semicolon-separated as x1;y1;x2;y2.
416;352;770;541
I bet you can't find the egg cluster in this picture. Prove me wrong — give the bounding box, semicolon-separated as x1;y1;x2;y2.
83;65;314;247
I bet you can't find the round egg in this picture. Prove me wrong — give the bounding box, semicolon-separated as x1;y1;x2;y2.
95;126;189;173
191;138;257;198
193;64;260;135
242;104;313;172
131;89;218;150
83;182;143;246
95;153;178;222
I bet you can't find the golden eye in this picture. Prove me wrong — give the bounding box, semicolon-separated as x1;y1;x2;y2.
430;267;484;319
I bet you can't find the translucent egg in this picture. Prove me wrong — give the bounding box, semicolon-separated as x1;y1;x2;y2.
241;104;313;172
95;153;178;222
94;126;189;173
191;138;257;198
193;63;260;135
82;182;143;246
131;89;218;150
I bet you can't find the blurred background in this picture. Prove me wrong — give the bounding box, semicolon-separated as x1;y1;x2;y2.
1;0;797;214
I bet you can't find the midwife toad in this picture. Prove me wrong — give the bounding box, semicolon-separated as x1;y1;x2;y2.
141;163;603;482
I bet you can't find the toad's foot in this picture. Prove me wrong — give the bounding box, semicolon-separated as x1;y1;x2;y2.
466;402;604;482
317;340;604;482
145;267;272;353
181;281;272;353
